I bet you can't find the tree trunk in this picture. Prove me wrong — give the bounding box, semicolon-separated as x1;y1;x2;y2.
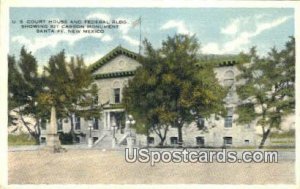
153;125;169;147
35;118;41;145
20;113;40;144
146;130;150;147
177;125;183;147
259;128;271;149
34;134;40;145
158;136;166;146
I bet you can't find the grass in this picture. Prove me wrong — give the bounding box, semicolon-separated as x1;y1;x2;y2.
8;134;37;146
271;140;295;144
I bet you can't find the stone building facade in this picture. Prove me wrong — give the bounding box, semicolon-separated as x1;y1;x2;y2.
40;46;258;148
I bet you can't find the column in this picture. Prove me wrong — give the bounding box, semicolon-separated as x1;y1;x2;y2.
47;106;57;134
46;106;61;151
102;112;107;130
107;112;111;130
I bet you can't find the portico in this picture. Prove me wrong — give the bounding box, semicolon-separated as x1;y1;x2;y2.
102;109;126;130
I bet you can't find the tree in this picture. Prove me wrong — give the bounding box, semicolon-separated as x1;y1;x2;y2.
123;40;170;146
39;50;102;143
236;37;295;149
8;47;45;144
8;55;23;125
123;34;227;146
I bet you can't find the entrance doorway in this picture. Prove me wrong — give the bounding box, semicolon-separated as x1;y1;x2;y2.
110;112;126;134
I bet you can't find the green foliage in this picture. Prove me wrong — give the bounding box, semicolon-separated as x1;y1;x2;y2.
235;103;256;124
9;47;102;144
40;50;102;142
8;47;46;143
8;55;23;125
236;37;295;148
41;51;101;120
123;34;227;145
8;47;43;114
8;55;24;111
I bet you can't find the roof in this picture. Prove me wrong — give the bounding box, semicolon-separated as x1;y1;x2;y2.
89;46;139;73
196;60;239;68
89;45;239;79
93;70;136;80
217;60;238;67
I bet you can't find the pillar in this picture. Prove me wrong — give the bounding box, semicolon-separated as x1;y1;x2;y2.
107;112;111;130
46;106;62;152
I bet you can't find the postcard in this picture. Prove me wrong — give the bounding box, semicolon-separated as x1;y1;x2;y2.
0;1;299;189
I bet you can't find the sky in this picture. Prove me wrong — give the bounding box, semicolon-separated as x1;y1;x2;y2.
9;8;294;71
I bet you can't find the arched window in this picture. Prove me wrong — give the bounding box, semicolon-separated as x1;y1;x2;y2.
112;81;121;104
223;70;234;87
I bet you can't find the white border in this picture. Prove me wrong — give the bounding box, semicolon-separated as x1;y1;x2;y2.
0;0;9;188
0;0;299;189
2;0;299;8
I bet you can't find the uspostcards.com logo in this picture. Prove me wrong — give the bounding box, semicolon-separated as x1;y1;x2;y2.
125;148;278;166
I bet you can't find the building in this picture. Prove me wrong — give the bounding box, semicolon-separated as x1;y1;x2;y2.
40;46;258;148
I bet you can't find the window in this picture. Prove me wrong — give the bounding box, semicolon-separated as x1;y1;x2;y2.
224;108;233;128
224;79;234;87
170;137;178;145
75;116;81;130
57;119;63;131
93;118;99;130
244;140;250;145
196;137;205;147
223;137;232;145
224;116;233;128
114;88;121;103
93;137;99;143
223;70;234;87
224;70;235;100
40;137;46;144
64;118;69;123
197;117;205;129
147;137;155;145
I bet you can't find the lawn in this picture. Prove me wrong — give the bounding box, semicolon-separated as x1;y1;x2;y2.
8;134;37;146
